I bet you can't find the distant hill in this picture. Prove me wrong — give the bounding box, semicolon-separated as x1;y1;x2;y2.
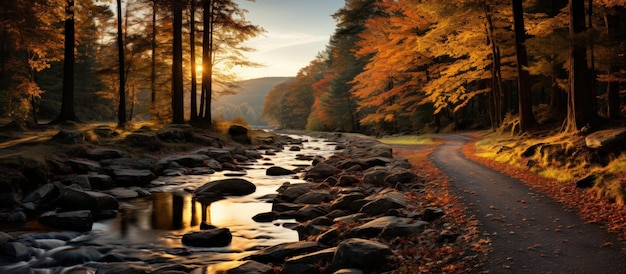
212;77;293;126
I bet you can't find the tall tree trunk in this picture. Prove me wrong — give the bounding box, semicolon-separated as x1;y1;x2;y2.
150;0;158;121
117;0;127;128
565;0;595;131
190;0;198;122
172;0;185;124
54;0;79;123
605;6;621;119
587;0;597;113
201;0;214;125
512;0;536;132
484;3;504;127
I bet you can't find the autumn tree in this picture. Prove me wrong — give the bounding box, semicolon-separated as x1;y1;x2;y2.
116;0;127;128
511;0;536;132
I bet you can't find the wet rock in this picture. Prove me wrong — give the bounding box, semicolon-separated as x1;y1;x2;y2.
294;191;333;204
102;187;148;199
272;203;304;212
51;246;104;266
279;183;316;202
51;130;84;144
266;166;296;176
156;154;211;171
282;247;337;274
337;175;360;187
289;146;301;152
58;187;119;213
360;191;405;216
318;227;340;246
349;216;429;238
295;204;330;222
182;228;232;247
1;241;32;262
220;261;273;274
0;231;13;245
38;210;93;232
0;211;27;224
246;241;325;264
304;163;339;182
252;212;278;223
334;269;365;274
110;168;156;187
194;178;256;197
331;238;392;271
67;159;102;174
194;148;233;163
100;157;155;170
86;148;130;160
330;193;366;211
91;125;117;138
67;174;92;190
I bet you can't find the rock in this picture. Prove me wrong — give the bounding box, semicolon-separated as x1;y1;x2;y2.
91;125;117;138
156;154;211;171
252;212;278;223
361;168;391;187
100;157;155;170
220;261;273;274
86;148;130;160
365;144;393;158
1;242;32;262
295;204;330;222
333;269;365;274
337;175;360;187
124;132;161;150
283;247;337;273
229;125;250;144
51;246;103;266
194;148;233;163
102;187;147;199
58;187;119;213
289;146;301;151
318;227;340;246
87;174;115;190
422;207;445;222
585;128;626;152
110;168;156;187
21;157;49;186
157;124;194;142
360;191;405;216
279;183;316;202
0;211;27;224
39;210;93;232
294;191;333;204
181;228;232;247
272;203;304;212
67;174;92;190
349;216;429;238
576;173;597;188
304;163;339;181
67;159;102;174
384;170;418;185
0;231;13;245
194;178;256;197
246;241;325;264
0;192;21;209
266;166;296;176
22;183;59;211
331;238;392;271
51;130;84;144
330;193;366;211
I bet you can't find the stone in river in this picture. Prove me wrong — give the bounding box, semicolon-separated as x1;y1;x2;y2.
194;178;256;197
246;241;325;264
331;238;392;271
38;210;93;232
266;166;296;176
182;228;232;247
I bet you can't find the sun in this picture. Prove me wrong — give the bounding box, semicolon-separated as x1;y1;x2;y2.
196;65;203;74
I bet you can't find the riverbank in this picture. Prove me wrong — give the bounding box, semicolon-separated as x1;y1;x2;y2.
0;124;484;273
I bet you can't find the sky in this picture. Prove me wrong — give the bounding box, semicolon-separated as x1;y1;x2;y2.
232;0;345;80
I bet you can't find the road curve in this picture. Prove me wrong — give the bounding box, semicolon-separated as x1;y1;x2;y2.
429;134;625;273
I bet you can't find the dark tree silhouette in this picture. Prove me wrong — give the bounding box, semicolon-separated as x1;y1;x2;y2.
52;0;79;124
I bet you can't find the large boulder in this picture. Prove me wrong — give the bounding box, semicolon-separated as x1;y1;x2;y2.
331;238;392;271
194;178;256;197
124;132;161;150
109;168;156;187
156;154;211;170
304;163;339;182
22;183;59;211
266;166;296;176
360;191;406;216
229;125;250;144
348;216;429;238
278;183;317;202
157;124;194;143
182;228;232;247
66;159;102;174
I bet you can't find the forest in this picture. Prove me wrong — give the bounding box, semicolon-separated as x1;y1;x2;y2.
262;0;626;135
0;0;262;127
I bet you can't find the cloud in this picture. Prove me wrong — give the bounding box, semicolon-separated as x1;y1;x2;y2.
247;31;330;54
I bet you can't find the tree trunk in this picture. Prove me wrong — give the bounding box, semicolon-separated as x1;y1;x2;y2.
484;3;504;127
190;0;198;122
201;0;214;125
512;0;536;132
150;0;158;121
117;0;126;128
605;6;621;119
53;0;79;123
565;0;595;131
171;0;185;124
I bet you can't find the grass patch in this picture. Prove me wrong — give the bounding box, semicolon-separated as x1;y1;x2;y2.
378;135;435;145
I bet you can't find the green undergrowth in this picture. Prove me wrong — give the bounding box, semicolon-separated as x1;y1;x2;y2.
378;135;436;146
474;129;626;205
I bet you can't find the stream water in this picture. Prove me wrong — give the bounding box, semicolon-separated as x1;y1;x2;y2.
90;134;338;256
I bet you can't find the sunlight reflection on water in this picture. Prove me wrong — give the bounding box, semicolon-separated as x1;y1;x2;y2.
92;134;338;254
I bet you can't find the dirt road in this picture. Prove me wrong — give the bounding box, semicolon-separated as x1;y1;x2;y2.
428;134;625;273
